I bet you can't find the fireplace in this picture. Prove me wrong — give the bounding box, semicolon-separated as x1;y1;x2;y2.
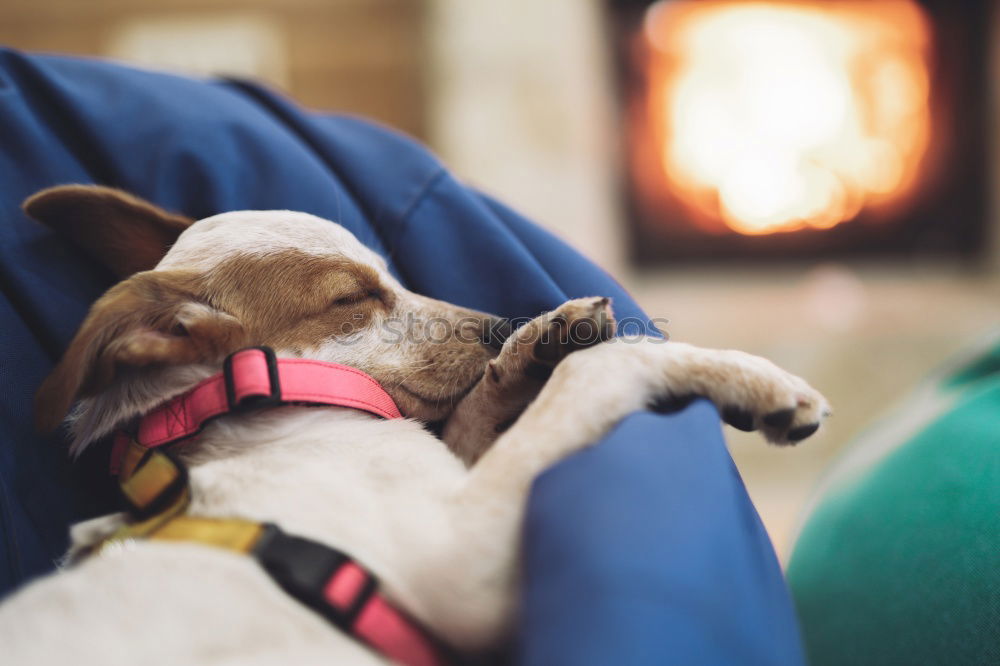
610;0;993;265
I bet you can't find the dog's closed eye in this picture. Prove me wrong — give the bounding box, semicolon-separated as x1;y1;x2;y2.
331;290;382;307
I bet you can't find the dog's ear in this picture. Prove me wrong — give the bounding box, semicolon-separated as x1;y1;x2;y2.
23;185;194;278
35;271;246;432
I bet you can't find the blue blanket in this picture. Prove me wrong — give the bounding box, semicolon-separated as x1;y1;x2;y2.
0;48;803;665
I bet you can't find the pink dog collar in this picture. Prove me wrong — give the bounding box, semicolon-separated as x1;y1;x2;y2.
110;346;402;474
107;349;457;666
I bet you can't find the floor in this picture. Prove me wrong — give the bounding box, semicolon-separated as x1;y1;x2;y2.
625;261;1000;561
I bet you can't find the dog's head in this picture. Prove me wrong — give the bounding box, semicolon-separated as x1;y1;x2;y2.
28;185;502;452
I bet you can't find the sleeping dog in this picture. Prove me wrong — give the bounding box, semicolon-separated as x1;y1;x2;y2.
0;186;828;665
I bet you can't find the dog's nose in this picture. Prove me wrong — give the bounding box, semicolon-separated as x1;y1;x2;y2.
482;317;511;352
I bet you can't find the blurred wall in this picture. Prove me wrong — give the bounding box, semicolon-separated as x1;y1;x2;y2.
427;0;625;275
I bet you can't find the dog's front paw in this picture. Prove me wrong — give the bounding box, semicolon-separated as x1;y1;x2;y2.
491;297;616;384
714;353;830;445
443;298;617;463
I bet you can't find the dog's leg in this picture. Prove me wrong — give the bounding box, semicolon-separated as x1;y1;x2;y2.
469;334;829;493
415;333;828;650
442;297;615;464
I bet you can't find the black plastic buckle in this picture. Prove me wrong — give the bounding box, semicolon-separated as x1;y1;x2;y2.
118;448;189;521
252;524;375;628
223;346;282;412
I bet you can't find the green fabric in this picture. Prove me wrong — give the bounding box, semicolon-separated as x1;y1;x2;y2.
788;345;1000;666
947;343;1000;389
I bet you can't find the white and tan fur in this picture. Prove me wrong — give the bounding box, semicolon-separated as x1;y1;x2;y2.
0;186;828;665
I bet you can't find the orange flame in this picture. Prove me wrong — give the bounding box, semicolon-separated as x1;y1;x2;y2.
636;1;932;235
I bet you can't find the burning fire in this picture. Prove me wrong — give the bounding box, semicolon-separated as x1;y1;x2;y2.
637;1;932;235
